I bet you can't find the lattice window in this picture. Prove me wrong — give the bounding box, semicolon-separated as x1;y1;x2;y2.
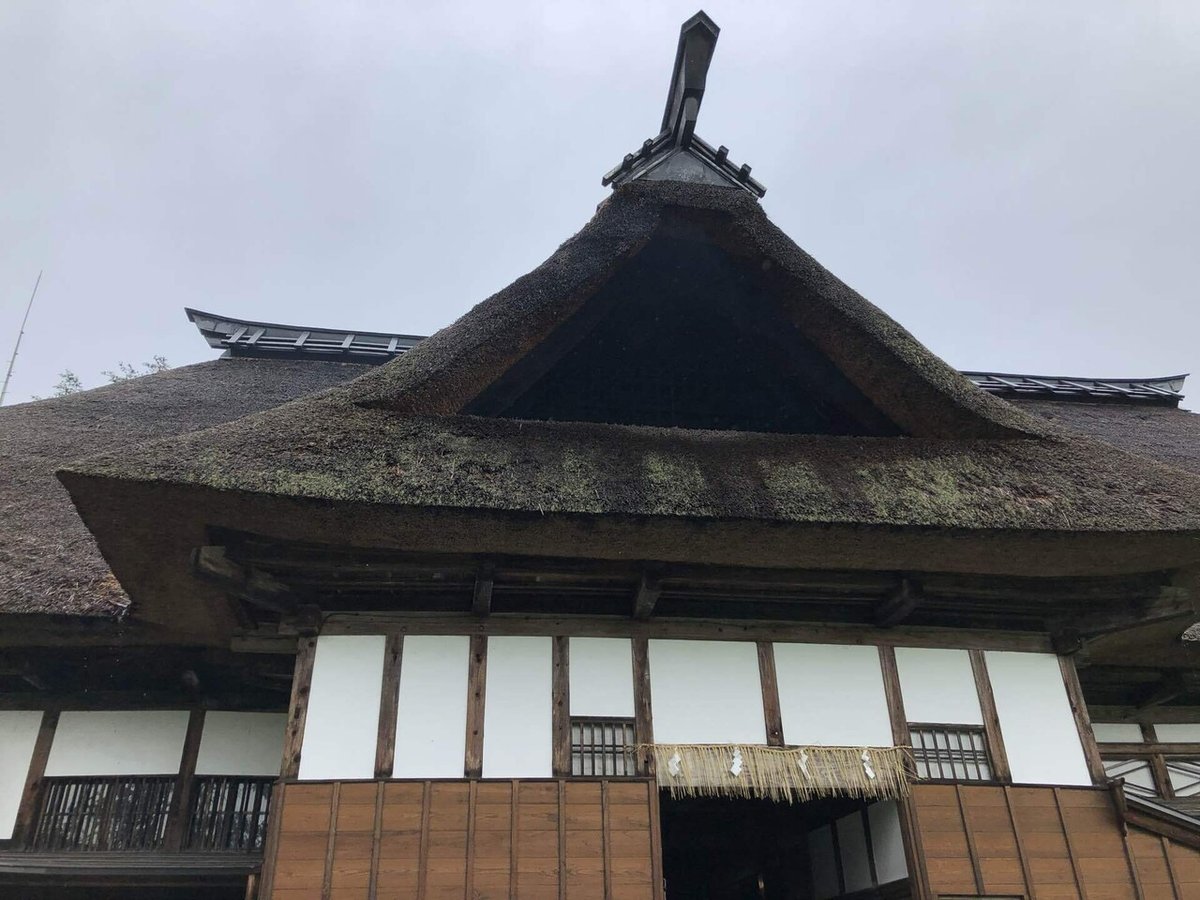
571;717;635;776
1103;759;1160;799
909;724;993;782
1166;759;1200;797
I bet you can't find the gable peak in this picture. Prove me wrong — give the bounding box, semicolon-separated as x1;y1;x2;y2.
602;12;766;198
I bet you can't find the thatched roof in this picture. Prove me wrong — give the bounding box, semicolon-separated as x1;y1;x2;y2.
7;180;1200;633
0;358;372;618
1010;399;1200;477
45;181;1200;644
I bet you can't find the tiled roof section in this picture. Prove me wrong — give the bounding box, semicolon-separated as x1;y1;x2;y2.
965;372;1186;406
185;308;423;364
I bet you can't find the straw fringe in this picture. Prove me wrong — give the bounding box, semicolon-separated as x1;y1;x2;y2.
646;744;913;803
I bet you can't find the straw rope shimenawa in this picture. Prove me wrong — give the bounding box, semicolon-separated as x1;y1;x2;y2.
646;744;914;803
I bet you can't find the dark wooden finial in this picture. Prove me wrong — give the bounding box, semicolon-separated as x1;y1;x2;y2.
660;12;720;147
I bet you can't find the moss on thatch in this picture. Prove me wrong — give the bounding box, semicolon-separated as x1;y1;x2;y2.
0;357;372;616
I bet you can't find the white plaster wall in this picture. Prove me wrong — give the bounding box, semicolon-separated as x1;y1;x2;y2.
774;643;893;746
837;810;872;893
569;638;634;717
393;635;470;778
45;710;189;776
648;640;765;744
299;635;385;780
1093;723;1144;743
808;824;839;900
0;711;43;840
894;647;982;725
868;801;908;884
195;711;286;776
482;636;553;778
1154;724;1200;743
985;651;1091;786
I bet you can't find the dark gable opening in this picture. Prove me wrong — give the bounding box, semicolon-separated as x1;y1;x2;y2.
467;236;901;435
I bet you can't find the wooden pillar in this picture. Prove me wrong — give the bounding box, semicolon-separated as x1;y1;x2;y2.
11;709;58;847
281;637;317;779
878;645;933;900
1060;654;1106;784
970;649;1012;782
552;637;571;776
376;634;403;778
465;635;488;778
631;638;655;776
165;707;206;849
757;642;784;747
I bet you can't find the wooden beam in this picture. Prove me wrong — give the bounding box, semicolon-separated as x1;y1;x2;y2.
1052;587;1198;652
970;649;1012;782
756;642;784;746
165;708;206;849
472;564;495;617
375;634;403;778
464;635;487;777
1137;672;1200;710
552;637;570;776
1059;654;1107;784
320;612;1054;652
874;578;921;628
280;636;317;779
12;709;58;847
633;574;661;620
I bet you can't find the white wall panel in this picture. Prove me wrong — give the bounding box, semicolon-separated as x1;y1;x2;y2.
774;644;892;746
868;801;908;884
482;636;553;778
46;710;189;776
837;811;872;893
985;651;1091;786
1154;724;1200;743
195;712;286;776
393;635;470;778
808;824;839;900
569;638;634;717
299;635;385;780
1093;723;1144;743
648;640;765;744
894;647;982;725
0;711;43;840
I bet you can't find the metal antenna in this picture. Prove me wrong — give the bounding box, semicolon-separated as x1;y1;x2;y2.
1;270;43;406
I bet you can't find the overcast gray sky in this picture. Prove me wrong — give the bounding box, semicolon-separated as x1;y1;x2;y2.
2;1;1198;406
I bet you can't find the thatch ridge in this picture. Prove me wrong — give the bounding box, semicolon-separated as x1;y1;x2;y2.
338;181;1049;439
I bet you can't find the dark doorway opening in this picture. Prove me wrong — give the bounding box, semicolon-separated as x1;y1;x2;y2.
660;793;909;900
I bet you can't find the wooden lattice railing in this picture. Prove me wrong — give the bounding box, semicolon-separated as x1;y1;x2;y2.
29;774;274;853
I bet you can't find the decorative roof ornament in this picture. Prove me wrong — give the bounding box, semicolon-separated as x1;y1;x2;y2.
602;12;766;197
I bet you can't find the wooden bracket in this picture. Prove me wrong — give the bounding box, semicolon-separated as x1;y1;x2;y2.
633;573;662;620
472;563;495;617
192;545;299;615
875;578;921;628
